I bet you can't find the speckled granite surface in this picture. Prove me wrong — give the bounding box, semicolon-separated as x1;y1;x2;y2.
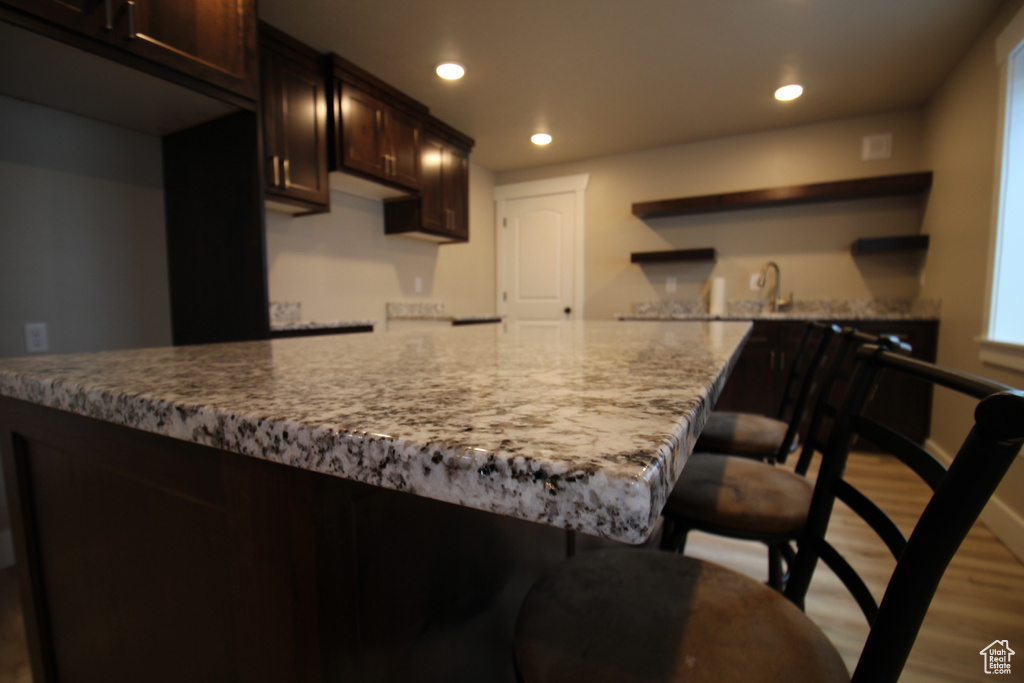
386;301;450;320
270;320;377;332
622;297;941;321
0;321;750;543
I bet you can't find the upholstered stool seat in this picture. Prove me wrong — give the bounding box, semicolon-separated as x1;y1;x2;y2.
514;549;849;683
693;411;793;459
664;453;813;537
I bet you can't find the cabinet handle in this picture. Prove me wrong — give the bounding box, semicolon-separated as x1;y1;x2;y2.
125;0;136;39
770;350;776;370
270;155;280;188
102;0;113;30
283;159;291;189
779;352;785;371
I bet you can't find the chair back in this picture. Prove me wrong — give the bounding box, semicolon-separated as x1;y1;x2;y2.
772;322;842;459
788;328;909;473
784;345;1024;683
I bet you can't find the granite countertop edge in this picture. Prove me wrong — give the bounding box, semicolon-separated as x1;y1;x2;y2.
0;321;750;544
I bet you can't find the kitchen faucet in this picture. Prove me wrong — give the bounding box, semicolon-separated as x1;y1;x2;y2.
758;261;792;312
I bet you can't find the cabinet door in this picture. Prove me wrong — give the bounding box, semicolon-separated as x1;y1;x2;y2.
261;45;329;211
340;84;387;179
386;107;421;189
847;320;938;444
713;322;782;416
114;0;258;101
3;0;107;33
419;135;446;232
441;144;469;239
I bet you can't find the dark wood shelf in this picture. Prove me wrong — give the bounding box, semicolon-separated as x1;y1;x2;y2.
851;234;930;256
630;248;716;264
632;172;933;219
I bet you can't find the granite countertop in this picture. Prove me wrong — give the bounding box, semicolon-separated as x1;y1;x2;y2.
0;321;750;543
269;320;376;332
620;297;941;322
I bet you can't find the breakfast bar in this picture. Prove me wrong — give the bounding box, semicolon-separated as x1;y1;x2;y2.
0;321;749;682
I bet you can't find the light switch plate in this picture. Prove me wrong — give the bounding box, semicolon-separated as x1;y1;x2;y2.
666;276;677;293
750;273;761;291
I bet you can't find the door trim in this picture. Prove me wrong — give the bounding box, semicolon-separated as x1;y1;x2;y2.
494;174;589;320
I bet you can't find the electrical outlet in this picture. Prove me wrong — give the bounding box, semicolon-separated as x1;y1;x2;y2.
750;273;761;291
666;276;677;293
414;276;423;293
24;322;48;353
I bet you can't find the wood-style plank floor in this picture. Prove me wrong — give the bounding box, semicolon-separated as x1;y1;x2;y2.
0;452;1022;681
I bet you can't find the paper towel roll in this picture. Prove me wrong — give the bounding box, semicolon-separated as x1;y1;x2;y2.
709;278;726;316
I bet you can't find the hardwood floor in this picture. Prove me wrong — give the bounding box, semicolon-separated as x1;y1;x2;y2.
0;452;1021;681
0;566;30;683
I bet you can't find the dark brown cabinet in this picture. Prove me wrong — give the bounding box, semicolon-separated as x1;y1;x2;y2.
329;54;428;192
259;23;329;214
336;84;422;189
714;319;939;445
385;118;474;243
1;0;259;104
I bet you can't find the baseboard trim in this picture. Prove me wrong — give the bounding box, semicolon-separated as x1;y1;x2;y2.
0;529;13;569
926;438;1024;564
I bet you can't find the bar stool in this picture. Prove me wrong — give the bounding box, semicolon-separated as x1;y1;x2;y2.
514;349;1024;683
697;321;838;462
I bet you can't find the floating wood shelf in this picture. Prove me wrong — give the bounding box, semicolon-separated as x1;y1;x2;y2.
630;248;717;264
851;234;930;256
631;172;933;219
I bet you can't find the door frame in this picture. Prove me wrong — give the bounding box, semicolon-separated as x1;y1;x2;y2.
494;174;589;320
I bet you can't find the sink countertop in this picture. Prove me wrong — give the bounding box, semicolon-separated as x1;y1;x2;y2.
619;297;941;322
0;321;750;543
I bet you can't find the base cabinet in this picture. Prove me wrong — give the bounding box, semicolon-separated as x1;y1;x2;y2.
1;397;566;682
714;319;938;444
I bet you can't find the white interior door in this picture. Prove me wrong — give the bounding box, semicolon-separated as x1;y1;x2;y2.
503;192;575;321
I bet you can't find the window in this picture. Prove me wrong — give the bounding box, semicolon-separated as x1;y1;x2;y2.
982;11;1024;372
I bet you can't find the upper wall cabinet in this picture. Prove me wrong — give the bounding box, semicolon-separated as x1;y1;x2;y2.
385;117;474;243
0;0;259;105
260;23;329;214
328;54;427;193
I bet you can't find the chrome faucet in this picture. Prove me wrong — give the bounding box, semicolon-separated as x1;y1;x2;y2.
758;261;792;312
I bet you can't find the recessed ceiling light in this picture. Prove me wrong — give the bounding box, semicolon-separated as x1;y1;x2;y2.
775;84;803;101
436;63;465;80
531;133;552;145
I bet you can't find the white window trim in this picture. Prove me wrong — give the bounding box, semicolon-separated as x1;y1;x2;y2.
979;338;1024;373
980;7;1024;373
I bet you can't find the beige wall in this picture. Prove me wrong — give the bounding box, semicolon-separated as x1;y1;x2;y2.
920;0;1024;550
496;111;929;320
266;162;496;322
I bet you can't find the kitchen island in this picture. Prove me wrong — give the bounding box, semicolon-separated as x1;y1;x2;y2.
0;321;749;682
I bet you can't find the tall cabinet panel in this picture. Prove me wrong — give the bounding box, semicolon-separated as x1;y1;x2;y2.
260;22;329;213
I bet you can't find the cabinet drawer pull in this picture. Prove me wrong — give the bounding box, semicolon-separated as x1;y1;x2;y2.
283;159;291;189
125;0;137;39
270;155;280;187
103;0;113;30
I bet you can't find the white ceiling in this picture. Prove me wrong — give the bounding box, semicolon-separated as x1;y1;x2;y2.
259;0;1006;173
